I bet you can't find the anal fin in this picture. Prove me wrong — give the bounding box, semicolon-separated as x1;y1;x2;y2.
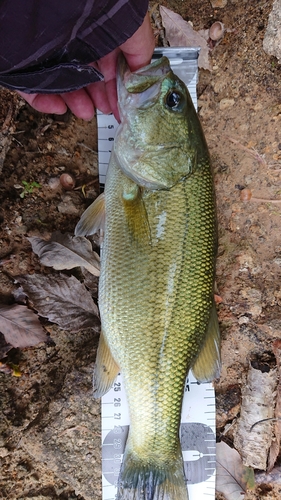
192;303;221;383
94;330;119;398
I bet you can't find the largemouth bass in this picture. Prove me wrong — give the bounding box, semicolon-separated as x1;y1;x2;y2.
75;56;220;500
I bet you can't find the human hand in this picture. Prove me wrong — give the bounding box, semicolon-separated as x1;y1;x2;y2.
17;13;154;121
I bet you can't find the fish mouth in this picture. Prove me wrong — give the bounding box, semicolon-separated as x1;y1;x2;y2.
118;55;171;92
117;56;172;117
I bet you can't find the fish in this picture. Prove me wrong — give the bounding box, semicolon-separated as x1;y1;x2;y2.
75;55;220;500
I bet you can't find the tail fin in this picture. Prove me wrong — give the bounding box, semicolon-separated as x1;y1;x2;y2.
116;443;188;500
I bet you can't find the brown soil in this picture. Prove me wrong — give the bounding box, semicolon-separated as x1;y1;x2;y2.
0;1;280;499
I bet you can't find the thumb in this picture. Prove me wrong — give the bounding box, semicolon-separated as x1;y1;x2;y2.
120;13;155;72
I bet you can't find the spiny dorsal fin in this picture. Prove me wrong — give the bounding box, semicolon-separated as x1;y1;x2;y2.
94;330;119;399
75;192;105;236
192;303;221;383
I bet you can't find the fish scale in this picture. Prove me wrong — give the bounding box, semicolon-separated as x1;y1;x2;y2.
99;158;216;474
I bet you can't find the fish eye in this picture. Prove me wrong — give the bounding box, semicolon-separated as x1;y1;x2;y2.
165;90;183;110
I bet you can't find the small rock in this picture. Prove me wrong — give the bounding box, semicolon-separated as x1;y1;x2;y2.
57;195;79;215
0;447;9;458
210;0;227;8
263;0;281;63
213;79;227;94
60;173;76;190
15;215;23;226
239;287;262;318
239;123;249;134
209;21;225;41
238;316;250;325
48;177;61;190
198;99;213;118
253;103;263;111
274;257;281;266
219;98;235;110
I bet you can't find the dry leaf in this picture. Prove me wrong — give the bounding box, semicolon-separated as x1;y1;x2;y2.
234;365;277;470
17;274;100;333
28;232;100;276
0;331;13;358
0;362;21;377
255;465;281;485
82;268;99;298
214;294;223;304
0;304;47;348
160;6;211;70
268;340;281;471
216;441;255;499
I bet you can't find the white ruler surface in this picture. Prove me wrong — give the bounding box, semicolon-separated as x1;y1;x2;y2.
99;48;216;500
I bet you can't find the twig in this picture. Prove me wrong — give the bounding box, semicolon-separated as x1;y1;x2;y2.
0;104;15;174
74;179;99;192
226;135;267;166
240;188;281;204
251;197;281;204
1;103;13;133
77;142;98;154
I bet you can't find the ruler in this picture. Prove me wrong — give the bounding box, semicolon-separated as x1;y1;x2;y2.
98;48;216;500
102;372;216;500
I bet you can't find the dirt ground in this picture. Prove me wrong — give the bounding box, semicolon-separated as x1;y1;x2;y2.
0;1;281;499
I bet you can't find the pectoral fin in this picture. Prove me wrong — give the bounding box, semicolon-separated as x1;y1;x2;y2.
94;330;119;398
192;303;221;383
75;193;105;236
122;183;150;244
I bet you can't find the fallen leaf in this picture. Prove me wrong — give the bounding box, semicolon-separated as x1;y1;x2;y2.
0;304;48;348
216;441;255;499
28;232;100;276
255;465;281;485
17;274;100;333
159;6;211;70
82;268;99;298
0;362;21;377
214;294;223;304
268;340;281;471
0;331;12;358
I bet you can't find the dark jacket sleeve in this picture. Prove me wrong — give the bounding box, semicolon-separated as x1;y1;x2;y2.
0;0;148;93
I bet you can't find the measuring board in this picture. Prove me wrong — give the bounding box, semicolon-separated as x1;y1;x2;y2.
102;372;216;500
99;48;216;500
